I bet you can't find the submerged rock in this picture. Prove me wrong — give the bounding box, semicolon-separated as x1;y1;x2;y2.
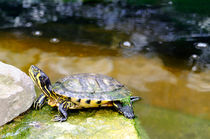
0;61;36;126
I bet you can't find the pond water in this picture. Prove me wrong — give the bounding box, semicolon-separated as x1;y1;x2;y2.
0;1;210;139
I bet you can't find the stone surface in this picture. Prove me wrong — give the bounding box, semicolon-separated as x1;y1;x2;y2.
0;61;36;126
0;105;148;139
27;109;140;139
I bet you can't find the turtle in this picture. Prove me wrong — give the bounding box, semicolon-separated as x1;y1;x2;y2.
29;65;141;122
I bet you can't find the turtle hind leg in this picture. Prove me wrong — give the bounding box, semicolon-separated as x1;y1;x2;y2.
113;101;135;119
53;102;68;122
130;96;141;102
34;94;47;110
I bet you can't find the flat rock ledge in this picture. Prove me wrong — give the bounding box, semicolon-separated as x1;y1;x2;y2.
0;106;148;139
0;61;36;126
29;110;142;139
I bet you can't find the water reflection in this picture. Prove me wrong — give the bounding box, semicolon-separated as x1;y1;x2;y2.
187;71;210;92
0;30;209;120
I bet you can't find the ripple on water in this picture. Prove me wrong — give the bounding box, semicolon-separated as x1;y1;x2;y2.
32;31;43;37
49;38;60;44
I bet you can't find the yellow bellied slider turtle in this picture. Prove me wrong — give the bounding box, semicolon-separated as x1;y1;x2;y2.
29;65;140;122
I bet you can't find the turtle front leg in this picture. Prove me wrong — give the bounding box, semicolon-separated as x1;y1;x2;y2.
53;102;68;122
34;94;47;110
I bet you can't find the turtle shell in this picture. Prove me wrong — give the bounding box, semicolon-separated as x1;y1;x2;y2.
52;73;130;101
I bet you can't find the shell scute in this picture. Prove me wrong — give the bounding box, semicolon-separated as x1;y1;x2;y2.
52;73;130;100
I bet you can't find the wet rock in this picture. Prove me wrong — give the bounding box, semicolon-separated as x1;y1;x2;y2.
130;33;148;49
120;33;148;56
27;109;142;139
199;17;210;32
0;61;36;126
0;106;147;138
189;54;201;72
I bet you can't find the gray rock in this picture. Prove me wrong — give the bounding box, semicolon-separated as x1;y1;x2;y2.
0;61;36;126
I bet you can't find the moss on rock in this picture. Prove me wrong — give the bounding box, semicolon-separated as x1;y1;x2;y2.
0;105;148;139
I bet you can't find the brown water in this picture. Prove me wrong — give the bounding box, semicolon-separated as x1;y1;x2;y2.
0;26;210;138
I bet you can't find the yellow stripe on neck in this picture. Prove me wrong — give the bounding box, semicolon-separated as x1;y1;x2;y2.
44;86;57;99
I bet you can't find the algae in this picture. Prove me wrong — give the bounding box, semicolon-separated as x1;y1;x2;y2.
0;101;146;138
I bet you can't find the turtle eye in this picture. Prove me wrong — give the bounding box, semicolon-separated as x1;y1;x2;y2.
33;68;39;73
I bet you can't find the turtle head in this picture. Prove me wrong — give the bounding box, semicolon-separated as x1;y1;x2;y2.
29;65;51;88
29;65;53;98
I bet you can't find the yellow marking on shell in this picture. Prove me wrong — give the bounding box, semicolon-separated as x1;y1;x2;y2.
90;100;101;105
80;99;94;108
101;100;113;107
70;98;113;108
71;97;79;104
91;100;113;107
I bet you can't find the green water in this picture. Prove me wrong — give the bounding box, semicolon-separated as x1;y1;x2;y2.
136;103;210;139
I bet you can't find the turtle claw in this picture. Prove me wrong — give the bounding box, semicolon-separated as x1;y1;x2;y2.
52;115;67;122
52;103;68;122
